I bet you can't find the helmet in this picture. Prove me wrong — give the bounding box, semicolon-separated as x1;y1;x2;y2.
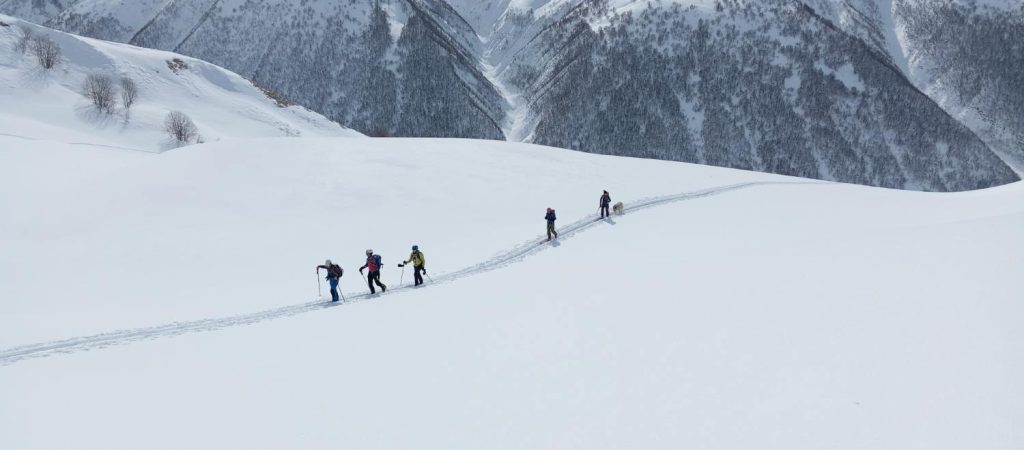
366;249;373;256
325;259;332;265
412;245;419;251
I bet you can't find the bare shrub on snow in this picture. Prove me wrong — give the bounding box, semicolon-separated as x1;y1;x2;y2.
165;111;199;144
14;25;34;54
83;74;117;114
166;58;189;74
31;35;62;69
120;76;138;116
255;83;292;108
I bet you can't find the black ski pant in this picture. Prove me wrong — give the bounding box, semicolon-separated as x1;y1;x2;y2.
547;221;557;240
413;265;425;286
600;205;610;218
367;271;386;293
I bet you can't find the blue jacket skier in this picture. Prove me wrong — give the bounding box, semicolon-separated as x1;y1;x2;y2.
316;259;344;302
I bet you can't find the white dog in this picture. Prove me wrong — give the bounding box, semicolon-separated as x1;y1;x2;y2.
612;202;624;215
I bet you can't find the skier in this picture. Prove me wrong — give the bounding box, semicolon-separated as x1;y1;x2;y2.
398;245;427;286
545;208;558;241
599;190;611;218
359;249;387;294
315;259;344;302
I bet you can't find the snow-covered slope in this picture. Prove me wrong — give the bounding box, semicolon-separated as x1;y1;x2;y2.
1;134;1022;448
0;15;358;151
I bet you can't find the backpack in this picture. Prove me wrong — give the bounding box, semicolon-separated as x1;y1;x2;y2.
327;264;343;279
369;254;383;272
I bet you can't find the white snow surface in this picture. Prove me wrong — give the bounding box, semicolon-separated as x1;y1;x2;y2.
0;15;358;152
1;131;1023;448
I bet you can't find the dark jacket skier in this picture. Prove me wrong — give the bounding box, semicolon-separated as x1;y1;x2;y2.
599;191;611;218
545;208;558;241
316;259;344;302
359;249;387;294
399;245;427;286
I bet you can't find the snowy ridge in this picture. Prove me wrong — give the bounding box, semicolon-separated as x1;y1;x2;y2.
0;180;814;366
0;15;357;151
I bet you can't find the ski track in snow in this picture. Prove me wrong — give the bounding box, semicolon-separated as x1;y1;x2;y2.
0;181;818;366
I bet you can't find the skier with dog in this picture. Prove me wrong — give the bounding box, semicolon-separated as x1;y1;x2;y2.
599;190;612;218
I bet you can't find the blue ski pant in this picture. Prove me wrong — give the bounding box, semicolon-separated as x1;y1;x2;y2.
329;278;339;302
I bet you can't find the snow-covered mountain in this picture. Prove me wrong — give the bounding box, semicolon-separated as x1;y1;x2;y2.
1;0;1020;191
2;133;1023;448
0;15;358;151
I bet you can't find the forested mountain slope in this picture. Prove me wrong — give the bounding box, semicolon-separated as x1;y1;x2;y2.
892;0;1024;169
482;0;1016;190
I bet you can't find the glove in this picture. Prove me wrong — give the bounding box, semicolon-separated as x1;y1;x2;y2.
398;263;404;268
422;268;426;274
359;267;364;274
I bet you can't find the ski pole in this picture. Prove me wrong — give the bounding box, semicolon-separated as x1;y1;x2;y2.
400;264;406;286
316;268;322;297
424;272;434;283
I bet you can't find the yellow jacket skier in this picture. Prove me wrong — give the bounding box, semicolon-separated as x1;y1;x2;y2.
399;245;427;286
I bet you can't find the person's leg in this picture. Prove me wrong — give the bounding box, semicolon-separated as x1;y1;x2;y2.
329;278;339;302
373;272;387;292
367;273;376;294
414;266;423;285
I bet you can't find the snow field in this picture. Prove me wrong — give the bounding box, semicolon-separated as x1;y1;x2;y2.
2;135;1022;449
0;136;777;345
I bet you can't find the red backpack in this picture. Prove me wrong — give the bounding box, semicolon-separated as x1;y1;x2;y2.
367;254;382;272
